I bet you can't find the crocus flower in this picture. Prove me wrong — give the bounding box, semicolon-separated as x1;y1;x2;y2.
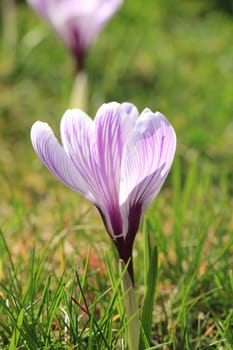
26;0;123;71
31;102;176;282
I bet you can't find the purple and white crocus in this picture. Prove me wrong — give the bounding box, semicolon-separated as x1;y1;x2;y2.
31;102;176;282
26;0;123;71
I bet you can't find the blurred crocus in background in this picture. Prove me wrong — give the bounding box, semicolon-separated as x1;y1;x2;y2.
31;102;176;283
27;0;123;71
26;0;123;109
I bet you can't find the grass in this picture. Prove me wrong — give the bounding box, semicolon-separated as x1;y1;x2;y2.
0;0;233;348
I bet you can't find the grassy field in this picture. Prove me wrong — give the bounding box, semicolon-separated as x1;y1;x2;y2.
0;0;233;348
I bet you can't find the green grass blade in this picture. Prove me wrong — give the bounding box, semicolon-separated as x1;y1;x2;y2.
140;246;158;350
9;308;24;350
143;220;151;289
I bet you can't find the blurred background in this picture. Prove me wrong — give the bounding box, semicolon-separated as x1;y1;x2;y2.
0;0;233;251
1;2;233;346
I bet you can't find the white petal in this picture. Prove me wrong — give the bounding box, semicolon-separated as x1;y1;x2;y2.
120;109;176;236
31;121;90;198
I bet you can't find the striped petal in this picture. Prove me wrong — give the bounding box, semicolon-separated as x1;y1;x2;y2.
31;121;90;198
94;103;134;204
60;109;101;199
120;109;176;237
92;102;135;236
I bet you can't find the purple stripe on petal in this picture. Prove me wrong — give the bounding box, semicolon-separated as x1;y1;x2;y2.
31;121;90;199
122;102;139;123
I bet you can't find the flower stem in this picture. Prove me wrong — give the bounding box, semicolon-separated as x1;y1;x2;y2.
69;70;88;111
120;251;134;286
115;239;134;285
119;260;140;350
